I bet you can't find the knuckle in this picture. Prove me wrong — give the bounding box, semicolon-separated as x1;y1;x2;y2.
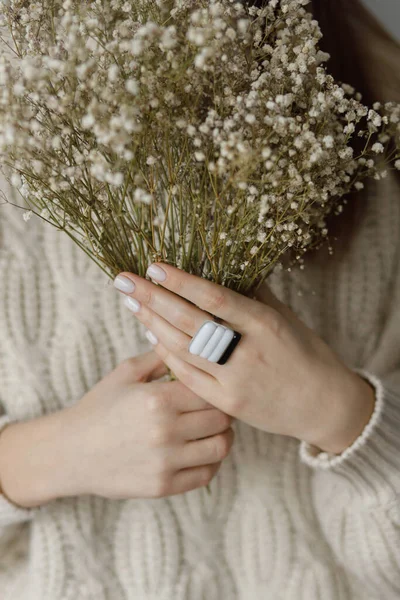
151;473;171;498
149;424;173;447
155;453;172;474
169;334;187;354
117;357;140;375
146;390;169;415
212;432;231;461
224;392;247;416
175;311;196;334
173;277;186;295
199;465;215;487
142;287;155;307
262;307;285;338
202;292;226;314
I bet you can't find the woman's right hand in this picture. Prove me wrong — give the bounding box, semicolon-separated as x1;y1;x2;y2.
61;350;235;500
0;352;234;507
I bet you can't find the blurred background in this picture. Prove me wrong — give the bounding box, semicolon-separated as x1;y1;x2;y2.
363;0;400;40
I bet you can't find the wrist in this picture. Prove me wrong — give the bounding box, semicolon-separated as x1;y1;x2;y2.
0;408;80;508
303;370;376;456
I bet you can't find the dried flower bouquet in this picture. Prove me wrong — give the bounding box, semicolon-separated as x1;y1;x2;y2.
0;0;399;300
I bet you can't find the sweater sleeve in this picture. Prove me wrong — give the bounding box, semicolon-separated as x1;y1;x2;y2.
298;369;400;597
0;414;39;528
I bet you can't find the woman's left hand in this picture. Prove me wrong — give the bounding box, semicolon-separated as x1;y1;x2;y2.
114;263;376;455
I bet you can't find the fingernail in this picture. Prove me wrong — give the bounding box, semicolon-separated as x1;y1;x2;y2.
145;329;158;345
124;296;141;313
146;264;166;282
114;275;136;293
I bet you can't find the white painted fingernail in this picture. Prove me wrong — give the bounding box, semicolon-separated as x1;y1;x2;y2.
124;296;141;313
146;264;166;282
114;275;136;293
145;330;158;345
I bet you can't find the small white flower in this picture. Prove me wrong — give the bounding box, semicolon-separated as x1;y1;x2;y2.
343;123;355;135
108;64;119;82
10;173;22;187
23;210;33;222
125;79;139;95
367;109;382;128
372;143;384;154
395;160;400;171
245;114;256;124
354;182;364;191
237;19;249;34
322;135;334;148
134;188;153;204
146;155;157;165
82;114;95;129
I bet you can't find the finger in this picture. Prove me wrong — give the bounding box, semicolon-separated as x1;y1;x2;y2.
122;292;224;378
113;351;168;384
135;263;261;328
152;342;220;402
167;462;221;495
136;350;170;381
176;409;232;441
152;378;214;412
177;427;235;469
114;272;213;338
146;360;170;382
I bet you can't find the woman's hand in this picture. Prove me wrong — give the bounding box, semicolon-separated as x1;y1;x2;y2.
114;263;376;455
67;351;234;499
0;351;234;507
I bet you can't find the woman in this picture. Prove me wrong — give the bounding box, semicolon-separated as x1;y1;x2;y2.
0;1;399;598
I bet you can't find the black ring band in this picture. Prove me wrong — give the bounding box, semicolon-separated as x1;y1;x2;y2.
216;331;242;365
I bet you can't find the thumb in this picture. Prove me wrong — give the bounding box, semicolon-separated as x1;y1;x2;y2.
126;350;170;383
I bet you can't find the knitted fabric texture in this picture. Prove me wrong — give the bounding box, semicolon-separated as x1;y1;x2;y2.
0;171;400;600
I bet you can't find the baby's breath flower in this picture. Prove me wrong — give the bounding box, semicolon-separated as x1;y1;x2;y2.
125;79;140;95
0;0;398;296
372;143;384;154
368;109;382;128
134;188;153;204
322;136;334;149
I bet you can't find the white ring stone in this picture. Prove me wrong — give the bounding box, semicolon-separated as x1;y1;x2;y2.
199;325;226;359
188;321;217;355
208;327;234;363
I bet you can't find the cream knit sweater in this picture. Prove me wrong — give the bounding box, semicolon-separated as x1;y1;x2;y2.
0;168;400;600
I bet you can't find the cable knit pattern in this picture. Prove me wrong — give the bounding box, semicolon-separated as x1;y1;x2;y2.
0;169;400;600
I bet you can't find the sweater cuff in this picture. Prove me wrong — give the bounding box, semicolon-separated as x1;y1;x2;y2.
299;370;400;507
0;414;38;526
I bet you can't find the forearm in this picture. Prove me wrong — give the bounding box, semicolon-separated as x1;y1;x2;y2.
0;408;79;509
